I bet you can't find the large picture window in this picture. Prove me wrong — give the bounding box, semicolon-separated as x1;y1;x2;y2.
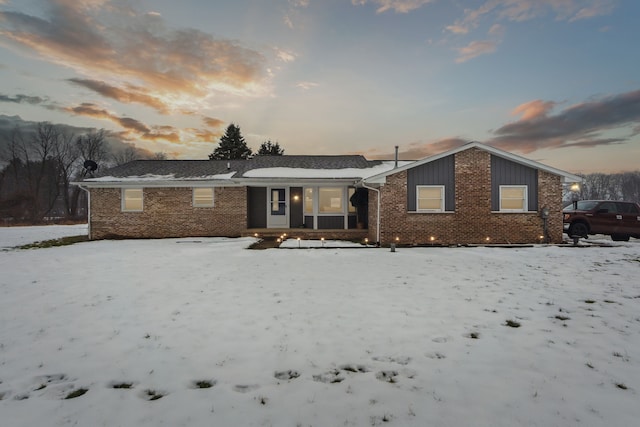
193;188;214;207
416;186;444;212
500;185;527;211
319;187;343;213
122;188;143;212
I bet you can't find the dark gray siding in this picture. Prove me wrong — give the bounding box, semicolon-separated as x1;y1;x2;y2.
304;215;314;228
247;187;266;228
318;216;344;229
491;156;538;211
290;187;303;228
407;155;455;211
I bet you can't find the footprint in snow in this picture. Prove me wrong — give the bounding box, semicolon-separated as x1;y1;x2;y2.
339;363;369;373
233;384;260;393
372;356;411;365
274;370;300;380
375;370;399;383
312;369;345;384
425;352;446;360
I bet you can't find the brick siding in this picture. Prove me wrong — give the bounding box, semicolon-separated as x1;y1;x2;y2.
89;187;246;239
368;148;564;245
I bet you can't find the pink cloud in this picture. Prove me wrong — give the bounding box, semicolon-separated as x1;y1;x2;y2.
455;40;498;63
511;100;556;120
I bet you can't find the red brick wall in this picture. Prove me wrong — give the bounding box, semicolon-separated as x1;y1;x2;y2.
369;148;565;245
89;187;246;239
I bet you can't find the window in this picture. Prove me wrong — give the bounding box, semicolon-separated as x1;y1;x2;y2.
319;187;343;213
304;188;314;214
122;188;143;212
417;186;444;212
193;188;214;207
499;185;527;211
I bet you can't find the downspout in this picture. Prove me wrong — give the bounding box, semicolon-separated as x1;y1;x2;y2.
77;184;91;240
361;180;381;245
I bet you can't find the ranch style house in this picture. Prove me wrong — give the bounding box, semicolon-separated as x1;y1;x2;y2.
76;142;582;245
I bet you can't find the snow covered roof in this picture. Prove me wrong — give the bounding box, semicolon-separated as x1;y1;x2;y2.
78;155;398;185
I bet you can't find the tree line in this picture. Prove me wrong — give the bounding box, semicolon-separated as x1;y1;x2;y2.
0;123;164;223
0;122;283;224
568;171;640;204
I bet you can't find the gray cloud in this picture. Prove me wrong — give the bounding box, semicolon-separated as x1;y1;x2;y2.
0;93;48;105
488;89;640;153
0;0;269;101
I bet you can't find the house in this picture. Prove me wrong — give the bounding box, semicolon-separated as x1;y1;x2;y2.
77;142;582;245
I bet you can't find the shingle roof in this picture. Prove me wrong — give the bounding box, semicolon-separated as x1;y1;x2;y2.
85;155;383;180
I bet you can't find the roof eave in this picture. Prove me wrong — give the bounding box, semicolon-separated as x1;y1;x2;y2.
361;141;583;184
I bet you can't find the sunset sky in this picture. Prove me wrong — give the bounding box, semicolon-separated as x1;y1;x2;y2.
1;0;639;173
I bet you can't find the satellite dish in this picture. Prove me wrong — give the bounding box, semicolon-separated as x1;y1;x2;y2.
83;160;98;172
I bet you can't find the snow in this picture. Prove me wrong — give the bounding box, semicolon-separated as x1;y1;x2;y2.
1;227;639;426
0;224;88;248
84;173;237;182
242;161;405;179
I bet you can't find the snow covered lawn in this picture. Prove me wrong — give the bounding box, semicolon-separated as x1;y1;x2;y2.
0;224;88;248
1;230;639;426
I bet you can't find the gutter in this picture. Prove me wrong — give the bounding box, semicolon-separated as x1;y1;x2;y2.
76;184;91;240
360;180;381;245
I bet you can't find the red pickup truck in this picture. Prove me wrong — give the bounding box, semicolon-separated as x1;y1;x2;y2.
563;200;640;241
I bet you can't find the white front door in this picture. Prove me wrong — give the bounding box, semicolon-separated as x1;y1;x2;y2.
267;187;289;228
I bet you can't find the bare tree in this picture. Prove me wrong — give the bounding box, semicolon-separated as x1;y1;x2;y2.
575;172;640;203
76;129;109;169
53;130;80;218
112;145;141;166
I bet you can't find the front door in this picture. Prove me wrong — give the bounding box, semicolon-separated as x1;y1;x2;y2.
267;187;289;228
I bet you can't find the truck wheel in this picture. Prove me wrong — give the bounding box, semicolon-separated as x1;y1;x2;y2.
611;234;630;242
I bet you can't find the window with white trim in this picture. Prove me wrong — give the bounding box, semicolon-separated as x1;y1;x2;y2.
499;185;527;211
416;185;444;212
122;188;143;212
304;188;314;214
193;188;214;207
319;187;343;213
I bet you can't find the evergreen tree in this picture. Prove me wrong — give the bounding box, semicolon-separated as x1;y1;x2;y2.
257;140;284;156
208;124;252;160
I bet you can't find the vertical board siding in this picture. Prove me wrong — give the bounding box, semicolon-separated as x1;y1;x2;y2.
317;216;344;229
490;156;538;211
304;215;314;228
247;187;267;228
290;187;304;228
406;155;455;211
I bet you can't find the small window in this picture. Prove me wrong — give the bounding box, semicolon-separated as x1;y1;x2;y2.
304;188;314;214
417;186;444;212
193;188;214;207
500;185;527;211
122;188;143;212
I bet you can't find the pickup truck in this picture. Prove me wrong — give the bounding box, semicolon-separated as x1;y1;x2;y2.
563;200;640;241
